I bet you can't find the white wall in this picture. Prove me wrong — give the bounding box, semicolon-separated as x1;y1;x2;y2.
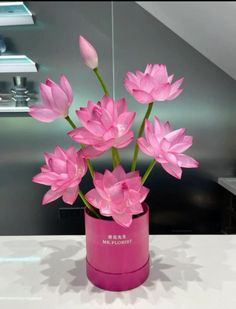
137;1;236;80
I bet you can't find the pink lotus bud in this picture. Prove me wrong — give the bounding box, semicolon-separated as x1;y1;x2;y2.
79;35;98;69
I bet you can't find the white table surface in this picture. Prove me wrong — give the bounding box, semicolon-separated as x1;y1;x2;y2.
0;235;236;309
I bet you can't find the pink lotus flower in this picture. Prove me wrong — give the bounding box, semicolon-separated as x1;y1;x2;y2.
33;145;87;205
79;35;98;69
137;117;199;179
29;75;73;122
68;96;135;158
124;64;184;104
85;165;149;227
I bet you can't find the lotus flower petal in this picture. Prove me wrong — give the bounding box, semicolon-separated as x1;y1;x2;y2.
112;165;126;181
170;136;193;152
29;106;59;122
114;131;134;149
169;77;184;96
124;79;138;94
139;186;150;202
128;202;143;214
62;185;78;205
85;189;102;209
168;74;174;83
137;137;155;157
112;213;133;227
80;146;104;158
68;127;99;144
117;98;127;114
140;74;156;92
33;145;87;205
32;172;58;185
165;128;186;144
176;154;199;168
152;84;171;101
60;74;73;103
153;64;168;83
103;170;118;192
29;75;73;122
103;127;118;141
86;120;105;136
162;162;182;179
117;112;136;135
40;83;54;107
138;117;199;179
42;189;63;205
126;171;140;179
100;200;112;216
124;64;184;104
167;88;183;100
132;89;153;104
93;139;115;151
54;145;68;160
144;64;153;74
68;96;135;158
51;84;69;116
85;165;149;227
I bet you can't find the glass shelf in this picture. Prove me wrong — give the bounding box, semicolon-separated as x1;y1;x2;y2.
0;106;29;112
0;100;36;114
0;55;37;73
0;2;34;26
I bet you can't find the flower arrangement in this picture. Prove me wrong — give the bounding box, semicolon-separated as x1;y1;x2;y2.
29;35;199;228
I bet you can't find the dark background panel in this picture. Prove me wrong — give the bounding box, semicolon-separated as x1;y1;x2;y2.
112;2;236;234
0;2;235;235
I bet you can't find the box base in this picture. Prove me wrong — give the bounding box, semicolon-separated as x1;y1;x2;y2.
86;256;150;291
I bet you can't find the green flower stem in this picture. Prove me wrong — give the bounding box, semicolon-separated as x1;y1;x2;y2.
111;148;116;168
114;147;121;164
86;161;94;178
93;67;122;169
93;67;109;96
65;115;94;178
112;147;120;168
80;144;94;177
78;189;101;218
65;115;77;129
131;102;154;171
141;159;156;184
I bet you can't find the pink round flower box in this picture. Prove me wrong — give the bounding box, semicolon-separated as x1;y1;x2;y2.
85;203;150;291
